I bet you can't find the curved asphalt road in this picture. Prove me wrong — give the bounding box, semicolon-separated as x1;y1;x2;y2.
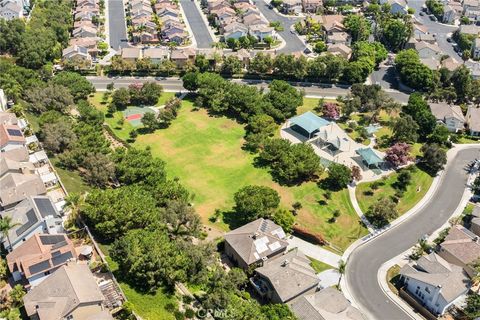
346;147;480;320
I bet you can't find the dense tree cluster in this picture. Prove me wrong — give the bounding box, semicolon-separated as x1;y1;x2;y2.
324;163;352;190
109;82;163;111
395;50;437;91
419;143;447;175
366;197;398;228
259;138;321;184
385;143;411;167
52;72;95;101
0;0;72;69
0;58;42;101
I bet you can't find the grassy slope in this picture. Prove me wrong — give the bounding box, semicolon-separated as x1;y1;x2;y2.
309;257;334;273
356;166;434;215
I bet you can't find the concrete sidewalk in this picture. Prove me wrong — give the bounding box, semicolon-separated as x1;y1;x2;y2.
287;236;342;268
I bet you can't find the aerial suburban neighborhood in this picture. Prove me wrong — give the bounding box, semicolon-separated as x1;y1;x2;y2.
0;0;479;319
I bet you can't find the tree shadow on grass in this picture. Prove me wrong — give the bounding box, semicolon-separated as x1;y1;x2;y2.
222;210;247;230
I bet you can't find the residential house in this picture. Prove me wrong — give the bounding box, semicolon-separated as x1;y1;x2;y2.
399;253;470;315
464;7;480;23
0;111;18;125
158;7;179;19
466;106;480;135
23;262;113;320
388;0;408;14
62;45;92;66
212;6;236;26
243;12;268;27
224;218;288;270
470;205;480;236
443;3;462;23
420;57;440;70
429;102;465;132
0;0;23;20
28;150;48;167
0;123;25;152
133;31;159;44
223;22;249;39
327;43;352;59
473;38;480;59
414;33;436;44
0;89;8;112
441;56;461;71
463;0;480;12
459;24;480;36
412;22;429;37
170;48;196;68
414;41;441;59
234;1;255;11
251;248;320;303
72;25;98;38
0;196;62;250
224;48;251;69
7;233;76;287
326;31;350;45
302;0;322;13
121;47;142;62
143;47;169;64
289;287;366;320
69;37;99;57
438;225;480;278
281;0;303;14
250;25;276;42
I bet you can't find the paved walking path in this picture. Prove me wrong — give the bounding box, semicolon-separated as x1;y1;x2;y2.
287;236;342;268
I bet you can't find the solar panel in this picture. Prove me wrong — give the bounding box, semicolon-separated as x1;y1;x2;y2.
260;220;269;232
28;260;51;275
51;250;61;257
34;198;58;218
6;129;22;137
15;209;38;237
39;235;66;245
51;251;73;266
51;240;68;250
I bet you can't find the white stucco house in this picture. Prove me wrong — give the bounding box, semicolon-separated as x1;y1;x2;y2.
429;102;466;132
399;253;470;316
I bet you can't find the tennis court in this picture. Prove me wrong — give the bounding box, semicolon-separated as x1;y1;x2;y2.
122;106;156;127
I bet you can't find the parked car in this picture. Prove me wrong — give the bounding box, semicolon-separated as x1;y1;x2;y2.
429;15;438;22
447;37;452;42
419;12;424;16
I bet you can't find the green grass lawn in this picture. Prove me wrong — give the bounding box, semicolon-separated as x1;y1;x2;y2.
130;96;367;251
309;257;334;273
356;166;434;216
50;157;92;195
100;244;177;320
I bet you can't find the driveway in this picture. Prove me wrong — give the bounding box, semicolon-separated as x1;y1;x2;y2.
179;0;215;48
287;236;342;267
107;0;128;50
254;0;305;53
346;147;480;320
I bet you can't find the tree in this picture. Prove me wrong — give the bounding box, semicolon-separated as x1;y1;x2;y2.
428;125;450;146
471;176;480;195
338;260;346;286
264;35;274;48
111;229;189;291
392;114;419;143
322;102;340;119
325;163;352;190
80;186;160;241
195;54;210;72
141;112;158;132
343;14;371;43
351;165;362;181
385;143;411;167
420;143;447;175
342;59;373;84
426;0;444;17
82;152;115;188
395;169;412;191
450;65;472;103
0;216;20;250
182;71;199;91
52;71;95;101
403;93;437;139
24;84;74;114
111;87;131;110
160;200;201;239
130;82;163;105
352;41;388;66
272;208;295;233
234;185;280;222
221;55;242;75
380;17;412;52
366;197;398;228
40;118;77;154
463;294;480;319
265;80;303;122
9;284;25;307
313;41;327;54
248;52;273;74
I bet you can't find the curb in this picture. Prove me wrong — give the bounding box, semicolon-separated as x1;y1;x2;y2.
341;144;480;318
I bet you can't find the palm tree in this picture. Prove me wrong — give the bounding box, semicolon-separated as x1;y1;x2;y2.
338;259;346;287
64;193;84;228
0;217;20;251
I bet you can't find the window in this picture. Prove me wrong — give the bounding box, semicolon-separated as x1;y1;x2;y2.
425;287;431;294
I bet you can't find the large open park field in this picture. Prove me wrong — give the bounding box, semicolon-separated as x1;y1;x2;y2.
90;93;368;251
